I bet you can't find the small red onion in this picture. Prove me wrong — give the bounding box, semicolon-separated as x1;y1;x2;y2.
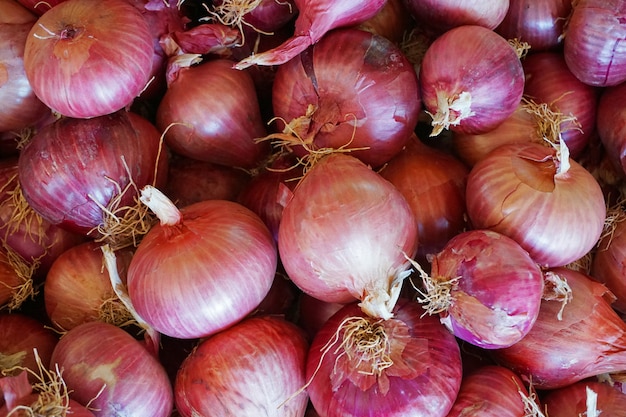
270;28;421;168
465;141;606;267
306;298;462;417
402;0;510;33
542;380;626;416
278;153;418;320
23;0;155;118
174;315;309;417
50;321;173;417
420;25;525;136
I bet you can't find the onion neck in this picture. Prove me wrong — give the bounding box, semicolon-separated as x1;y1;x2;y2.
359;265;412;320
139;185;182;226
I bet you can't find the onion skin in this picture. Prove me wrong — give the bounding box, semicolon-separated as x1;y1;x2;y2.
465;142;606;268
428;229;544;349
542;380;626;416
271;28;421;168
306;299;462;417
0;394;96;417
563;0;626;87
592;215;626;314
50;321;173;417
597;81;626;177
157;59;269;169
445;365;528;417
174;315;309;417
491;267;626;389
402;0;510;32
127;198;277;339
357;0;415;45
277;153;418;319
420;25;525;136
23;0;154;118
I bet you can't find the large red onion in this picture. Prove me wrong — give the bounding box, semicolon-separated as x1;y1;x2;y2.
127;186;277;339
491;267;626;389
278;153;418;320
18;111;168;240
542;380;626;416
420;25;525;136
23;0;155;118
597;81;626;177
402;0;510;33
465;141;606;267
50;321;173;417
175;315;309;417
306;298;462;417
270;28;421;168
417;229;544;349
235;0;386;68
563;0;626;87
156;58;269;169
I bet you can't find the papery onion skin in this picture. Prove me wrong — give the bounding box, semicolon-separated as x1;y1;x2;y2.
491;267;626;389
420;25;525;136
429;229;544;349
402;0;510;33
306;299;462;417
596;81;626;177
174;315;309;417
563;0;626;87
445;365;528;417
277;153;418;311
271;28;421;168
127;198;277;339
18;111;168;236
157;58;269;169
542;380;626;416
50;321;173;417
465;142;606;268
23;0;154;118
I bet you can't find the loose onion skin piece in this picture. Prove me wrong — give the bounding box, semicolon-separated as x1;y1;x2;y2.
465;142;606;268
271;28;421;168
50;321;174;417
127;195;277;339
174;315;309;417
542;380;626;416
23;0;155;118
306;299;462;417
491;267;626;389
277;153;418;319
419;25;525;136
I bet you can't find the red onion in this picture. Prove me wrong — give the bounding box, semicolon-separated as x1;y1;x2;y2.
235;0;386;68
2;0;40;22
542;380;626;416
420;25;525;136
491;267;626;389
357;0;415;45
208;0;297;34
278;153;418;320
50;321;173;417
379;135;468;261
15;0;64;15
18;111;168;241
306;298;462;417
23;0;155;118
270;28;421;168
414;229;544;349
522;51;599;159
597;81;626;177
496;0;573;52
446;365;531;417
44;240;135;332
563;0;626;87
297;293;344;340
465;141;606;268
127;186;277;339
156;58;269;169
175;315;309;417
402;0;510;33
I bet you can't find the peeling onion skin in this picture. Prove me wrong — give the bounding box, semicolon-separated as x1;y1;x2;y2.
127;199;278;339
174;316;309;417
542;380;626;416
465;142;606;268
50;321;174;417
419;25;525;136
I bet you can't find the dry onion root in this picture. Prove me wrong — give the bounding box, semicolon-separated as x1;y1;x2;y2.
0;243;38;312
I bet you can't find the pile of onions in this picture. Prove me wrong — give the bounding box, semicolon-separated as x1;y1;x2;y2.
306;298;462;417
278;153;417;320
415;229;544;349
126;185;277;339
402;0;510;33
491;267;626;389
50;321;173;417
542;380;626;416
269;27;421;168
175;315;309;417
419;24;525;136
23;0;155;118
465;141;606;267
